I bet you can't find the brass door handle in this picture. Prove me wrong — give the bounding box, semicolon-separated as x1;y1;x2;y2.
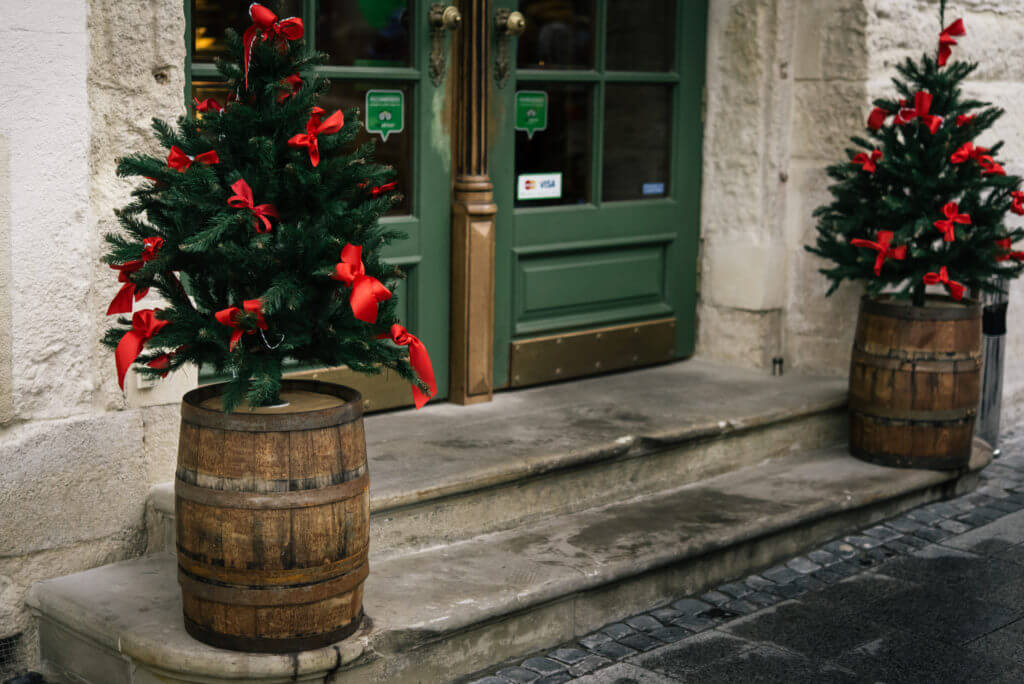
429;3;462;86
494;9;526;88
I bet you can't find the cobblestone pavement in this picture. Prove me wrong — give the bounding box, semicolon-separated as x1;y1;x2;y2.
465;434;1024;683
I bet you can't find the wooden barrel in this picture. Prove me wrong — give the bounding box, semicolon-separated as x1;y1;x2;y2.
175;380;368;653
848;295;982;470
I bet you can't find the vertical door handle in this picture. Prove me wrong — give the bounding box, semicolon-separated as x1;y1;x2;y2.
429;3;462;86
494;8;526;88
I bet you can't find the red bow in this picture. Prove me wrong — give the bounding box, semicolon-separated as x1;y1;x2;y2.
288;110;344;167
867;106;892;130
167;146;219;172
956;114;976;127
979;156;1006;176
386;324;436;409
193;97;223;113
923;266;965;300
147;345;186;378
331;244;392;323
933;202;970;242
851;149;882;173
938;18;966;67
369;181;397;197
215;299;267;352
107;237;164;315
950;141;989;164
895;92;942;133
1011;192;1024;216
227;179;279;233
243;3;304;88
850;230;907;276
995;238;1024;262
276;74;302;103
115;309;168;390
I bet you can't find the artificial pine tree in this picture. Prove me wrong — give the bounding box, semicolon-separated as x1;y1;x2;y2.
807;3;1024;306
101;2;434;412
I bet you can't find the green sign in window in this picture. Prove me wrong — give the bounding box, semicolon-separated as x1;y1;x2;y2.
515;90;548;139
365;89;404;142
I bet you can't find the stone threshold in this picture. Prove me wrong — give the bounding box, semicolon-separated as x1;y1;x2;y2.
29;440;990;683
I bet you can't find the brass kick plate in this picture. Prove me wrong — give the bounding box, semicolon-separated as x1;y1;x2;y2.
285;365;412;412
508;318;677;388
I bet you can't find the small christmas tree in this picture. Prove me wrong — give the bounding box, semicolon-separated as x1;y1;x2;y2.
807;5;1024;306
101;3;435;412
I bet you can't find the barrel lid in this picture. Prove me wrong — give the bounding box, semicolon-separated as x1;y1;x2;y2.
182;380;363;432
861;294;981;321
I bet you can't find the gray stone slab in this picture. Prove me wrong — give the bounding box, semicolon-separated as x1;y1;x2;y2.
623;615;663;632
571;663;676;683
548;648;589;665
496;666;540;683
522;657;566;675
944;509;1024;554
566;654;612;677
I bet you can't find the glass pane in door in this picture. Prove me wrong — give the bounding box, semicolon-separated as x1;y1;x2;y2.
321;82;414;215
602;84;672;201
517;0;596;70
317;0;411;67
605;0;676;71
191;0;301;61
514;83;592;208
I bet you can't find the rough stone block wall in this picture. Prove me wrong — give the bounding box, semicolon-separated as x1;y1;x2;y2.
0;0;188;667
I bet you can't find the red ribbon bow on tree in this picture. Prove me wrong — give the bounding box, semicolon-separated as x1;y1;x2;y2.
950;141;989;164
276;74;302;103
167;146;219;172
215;299;268;352
227;179;279;233
895;92;942;133
242;3;304;88
995;238;1024;262
1011;191;1024;216
851;149;882;173
115;309;169;390
933;202;971;242
386;324;436;409
146;345;185;378
288;109;344;167
107;237;164;316
979;156;1006;176
956;114;976;127
331;244;392;323
193;97;223;113
938;18;966;67
867;106;892;130
850;230;907;276
923;266;965;300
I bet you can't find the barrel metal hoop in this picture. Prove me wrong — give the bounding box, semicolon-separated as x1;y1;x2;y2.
849;406;976;422
860;295;981;321
179;561;369;606
175;471;369;509
176;545;369;587
181;380;364;432
850;349;982;370
183;610;364;654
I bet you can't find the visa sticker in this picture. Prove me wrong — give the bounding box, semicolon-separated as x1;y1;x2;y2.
517;172;562;200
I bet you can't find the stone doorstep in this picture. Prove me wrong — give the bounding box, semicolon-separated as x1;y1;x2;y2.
28;441;990;684
147;359;848;557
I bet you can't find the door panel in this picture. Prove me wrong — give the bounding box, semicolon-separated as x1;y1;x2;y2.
492;0;707;389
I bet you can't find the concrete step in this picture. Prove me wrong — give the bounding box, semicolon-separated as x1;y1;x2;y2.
29;440;990;684
147;360;847;559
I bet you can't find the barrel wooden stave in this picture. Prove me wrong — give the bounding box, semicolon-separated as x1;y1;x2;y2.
848;296;981;470
175;381;368;653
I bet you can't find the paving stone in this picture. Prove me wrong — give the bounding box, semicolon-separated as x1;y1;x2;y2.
717;581;752;598
618;632;662;652
937;519;972;534
897;533;931;549
521;657;565;675
469;677;508;684
791;574;828;594
745;591;780;608
988;499;1021;513
885;516;926;534
907;508;946;525
786;556;822;574
811;567;845;585
578;632;612;649
669;614;716;633
496;666;541;683
591;640;638;660
950;498;978;512
745;574;777;591
599;622;635;640
883;538;923;555
767;581;805;599
669;597;711;615
548;648;589;665
630;630;755;674
923;501;961;517
915;525;954;542
648;606;680;622
822;540;859;558
624;615;663;632
863;524;902;542
807;549;839;566
762;565;801;585
648;626;688;643
958;510;1001;527
700;590;731;606
830;560;864;578
977;486;1013;500
843;534;882;550
569;663;675;683
567;655;612;677
534;674;571;684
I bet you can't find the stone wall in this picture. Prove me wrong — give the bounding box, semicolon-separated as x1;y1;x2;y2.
0;0;192;666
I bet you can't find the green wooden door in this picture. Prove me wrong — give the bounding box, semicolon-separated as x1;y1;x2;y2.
491;0;706;388
187;0;451;407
